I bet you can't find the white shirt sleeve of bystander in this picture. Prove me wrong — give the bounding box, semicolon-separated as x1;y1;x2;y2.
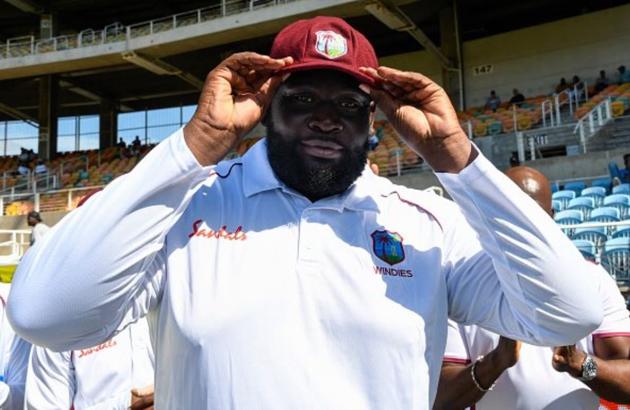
591;264;630;338
443;319;471;364
8;128;213;351
437;150;602;346
24;347;74;410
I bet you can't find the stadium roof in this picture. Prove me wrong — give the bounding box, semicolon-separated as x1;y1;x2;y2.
0;0;627;121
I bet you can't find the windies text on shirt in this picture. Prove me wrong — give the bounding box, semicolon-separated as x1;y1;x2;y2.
373;266;413;278
187;219;247;240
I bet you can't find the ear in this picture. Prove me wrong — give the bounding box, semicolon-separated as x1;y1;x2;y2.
368;103;376;135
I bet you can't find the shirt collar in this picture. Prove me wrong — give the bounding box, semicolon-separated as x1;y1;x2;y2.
241;138;382;213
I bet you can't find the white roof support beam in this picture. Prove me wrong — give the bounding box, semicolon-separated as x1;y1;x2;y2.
0;101;37;125
4;0;43;14
365;0;455;69
59;80;133;112
122;52;203;91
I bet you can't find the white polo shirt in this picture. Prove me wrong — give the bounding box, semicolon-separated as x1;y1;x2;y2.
9;129;603;409
444;265;630;410
25;319;154;410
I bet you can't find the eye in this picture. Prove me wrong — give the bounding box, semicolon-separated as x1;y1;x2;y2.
337;98;362;110
291;94;315;104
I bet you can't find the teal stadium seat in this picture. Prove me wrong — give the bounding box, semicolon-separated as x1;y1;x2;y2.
564;181;587;195
603;194;630;219
581;186;606;206
552;190;576;209
572;239;597;261
567;197;595;219
572;226;607;255
591;177;612;194
612;183;630;195
602;237;630;282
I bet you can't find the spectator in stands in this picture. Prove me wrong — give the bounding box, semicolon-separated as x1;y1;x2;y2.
131;135;142;157
436;166;630;410
555;77;569;93
16;148;30;176
33;160;47;175
27;211;50;245
571;75;585;102
485;90;501;112
618;65;630;84
117;138;126;148
509;88;525;106
595;70;609;93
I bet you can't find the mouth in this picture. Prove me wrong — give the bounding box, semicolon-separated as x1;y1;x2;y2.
300;139;344;160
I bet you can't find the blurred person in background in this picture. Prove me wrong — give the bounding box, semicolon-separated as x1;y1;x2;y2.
595;70;609;93
26;212;49;245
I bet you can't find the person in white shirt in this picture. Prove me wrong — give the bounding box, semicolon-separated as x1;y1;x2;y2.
0;284;29;410
435;166;630;409
8;16;603;409
25;319;154;410
26;212;50;245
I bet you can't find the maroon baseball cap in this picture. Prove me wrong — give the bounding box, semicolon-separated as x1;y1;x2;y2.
270;16;378;85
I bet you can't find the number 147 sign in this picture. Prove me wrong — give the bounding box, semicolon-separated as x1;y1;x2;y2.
473;64;494;76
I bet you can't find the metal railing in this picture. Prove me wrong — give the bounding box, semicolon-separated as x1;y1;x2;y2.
574;98;613;154
0;230;30;262
0;0;298;60
0;185;103;216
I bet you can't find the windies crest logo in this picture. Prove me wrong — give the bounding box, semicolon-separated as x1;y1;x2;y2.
315;30;347;59
371;230;405;266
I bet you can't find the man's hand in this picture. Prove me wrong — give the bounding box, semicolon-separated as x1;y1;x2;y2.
552;345;587;378
130;385;154;410
184;52;293;166
359;66;475;173
494;336;522;369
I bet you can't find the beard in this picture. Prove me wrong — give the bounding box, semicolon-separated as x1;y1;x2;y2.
266;125;369;202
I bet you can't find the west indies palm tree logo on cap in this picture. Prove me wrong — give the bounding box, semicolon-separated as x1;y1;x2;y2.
371;230;405;265
315;30;347;59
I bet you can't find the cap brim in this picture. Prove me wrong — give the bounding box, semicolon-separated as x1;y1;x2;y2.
277;61;376;86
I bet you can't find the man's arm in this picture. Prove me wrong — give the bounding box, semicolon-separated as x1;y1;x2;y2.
361;66;602;345
2;337;31;410
552;267;630;403
8;53;292;351
435;321;520;410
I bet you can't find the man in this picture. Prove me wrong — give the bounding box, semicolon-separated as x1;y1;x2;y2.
618;65;630;84
0;284;29;410
24;319;154;410
595;70;609;93
26;211;49;245
8;17;602;409
485;90;501;111
435;166;630;409
509;88;525;105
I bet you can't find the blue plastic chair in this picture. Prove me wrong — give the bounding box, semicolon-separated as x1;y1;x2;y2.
613;227;630;239
567;197;594;219
552;190;576;209
572;239;597;261
589;207;621;235
603;194;630;219
564;181;587;196
572;226;607;255
602;237;630;282
581;186;606;206
591;177;612;194
552;200;563;213
613;184;630;195
555;210;583;236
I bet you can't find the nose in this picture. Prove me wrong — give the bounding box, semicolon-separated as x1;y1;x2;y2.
307;104;343;134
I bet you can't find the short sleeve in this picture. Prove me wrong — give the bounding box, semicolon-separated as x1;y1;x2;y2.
592;265;630;338
444;319;471;364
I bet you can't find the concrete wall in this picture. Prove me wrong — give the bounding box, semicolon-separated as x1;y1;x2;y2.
380;4;630;109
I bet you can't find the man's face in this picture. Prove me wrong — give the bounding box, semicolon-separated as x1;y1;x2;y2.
265;70;373;201
27;217;36;227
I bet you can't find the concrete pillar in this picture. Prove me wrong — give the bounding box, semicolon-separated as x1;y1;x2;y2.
99;101;117;149
38;75;58;160
40;14;57;39
440;1;465;110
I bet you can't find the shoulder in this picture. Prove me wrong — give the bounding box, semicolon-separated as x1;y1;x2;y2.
371;176;462;233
